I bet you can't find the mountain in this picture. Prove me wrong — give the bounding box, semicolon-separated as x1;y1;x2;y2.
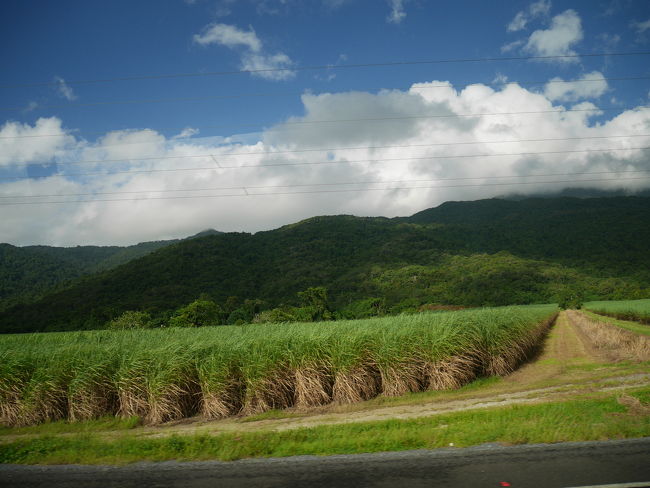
405;197;650;273
1;197;648;333
0;230;222;311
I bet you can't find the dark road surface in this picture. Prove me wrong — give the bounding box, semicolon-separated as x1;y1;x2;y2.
1;437;649;488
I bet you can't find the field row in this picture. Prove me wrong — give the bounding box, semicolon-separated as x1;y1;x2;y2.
584;299;650;325
0;306;557;426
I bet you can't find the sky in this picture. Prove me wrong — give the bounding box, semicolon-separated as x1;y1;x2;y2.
1;0;649;246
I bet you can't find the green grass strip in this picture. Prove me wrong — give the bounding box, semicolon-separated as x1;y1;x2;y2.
584;299;650;325
582;310;650;336
2;387;648;465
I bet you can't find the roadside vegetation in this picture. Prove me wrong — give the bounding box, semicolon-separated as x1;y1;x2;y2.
0;305;557;427
584;299;650;325
1;387;648;465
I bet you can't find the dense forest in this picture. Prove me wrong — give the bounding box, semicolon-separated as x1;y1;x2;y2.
0;230;222;311
1;196;649;333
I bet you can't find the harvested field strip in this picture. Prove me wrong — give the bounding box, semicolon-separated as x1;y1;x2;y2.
584;299;650;325
0;305;557;427
581;311;650;337
567;311;650;362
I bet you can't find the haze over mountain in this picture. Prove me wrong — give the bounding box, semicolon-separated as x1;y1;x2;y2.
1;196;648;334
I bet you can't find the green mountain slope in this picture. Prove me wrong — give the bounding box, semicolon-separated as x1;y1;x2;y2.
0;231;222;311
405;197;650;274
1;197;648;333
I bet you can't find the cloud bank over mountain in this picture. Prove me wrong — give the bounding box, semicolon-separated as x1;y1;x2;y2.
2;76;648;246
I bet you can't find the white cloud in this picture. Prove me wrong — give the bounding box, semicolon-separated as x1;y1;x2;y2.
0;118;75;166
172;127;200;139
544;71;608;102
506;0;551;32
241;52;294;81
2;80;650;246
632;18;650;33
193;22;295;81
524;9;583;61
193;23;262;51
501;39;524;53
507;12;528;32
492;73;508;85
387;0;407;24
529;0;551;16
54;76;77;101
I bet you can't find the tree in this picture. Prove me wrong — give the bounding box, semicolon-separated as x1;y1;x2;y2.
106;310;152;330
339;297;386;319
169;299;223;327
297;286;332;321
557;288;584;310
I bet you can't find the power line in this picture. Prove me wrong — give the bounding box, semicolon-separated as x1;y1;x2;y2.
96;133;650;158
2;51;649;89
2;146;648;181
10;133;649;168
1;176;648;206
3;74;647;112
3;169;649;200
3;105;647;142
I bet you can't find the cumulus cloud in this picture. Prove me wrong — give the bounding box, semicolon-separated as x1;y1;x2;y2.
193;23;262;51
524;9;583;60
0;118;75;166
506;0;551;32
544;71;608;102
54;76;77;101
193;23;294;80
2;79;650;246
387;0;407;24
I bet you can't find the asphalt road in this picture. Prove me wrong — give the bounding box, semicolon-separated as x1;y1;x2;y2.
1;437;649;488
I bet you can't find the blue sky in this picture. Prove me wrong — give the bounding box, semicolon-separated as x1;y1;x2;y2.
1;0;649;245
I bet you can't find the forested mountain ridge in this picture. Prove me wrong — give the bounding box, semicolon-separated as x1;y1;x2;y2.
0;230;222;311
404;196;650;274
1;197;649;333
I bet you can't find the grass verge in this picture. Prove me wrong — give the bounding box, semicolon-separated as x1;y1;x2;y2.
1;387;648;465
0;416;141;437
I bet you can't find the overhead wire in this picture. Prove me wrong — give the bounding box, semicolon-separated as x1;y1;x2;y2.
1;146;648;181
2;50;649;88
2;74;648;112
2;169;649;200
2;51;649;206
3;133;650;170
1;175;648;206
2;105;648;143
